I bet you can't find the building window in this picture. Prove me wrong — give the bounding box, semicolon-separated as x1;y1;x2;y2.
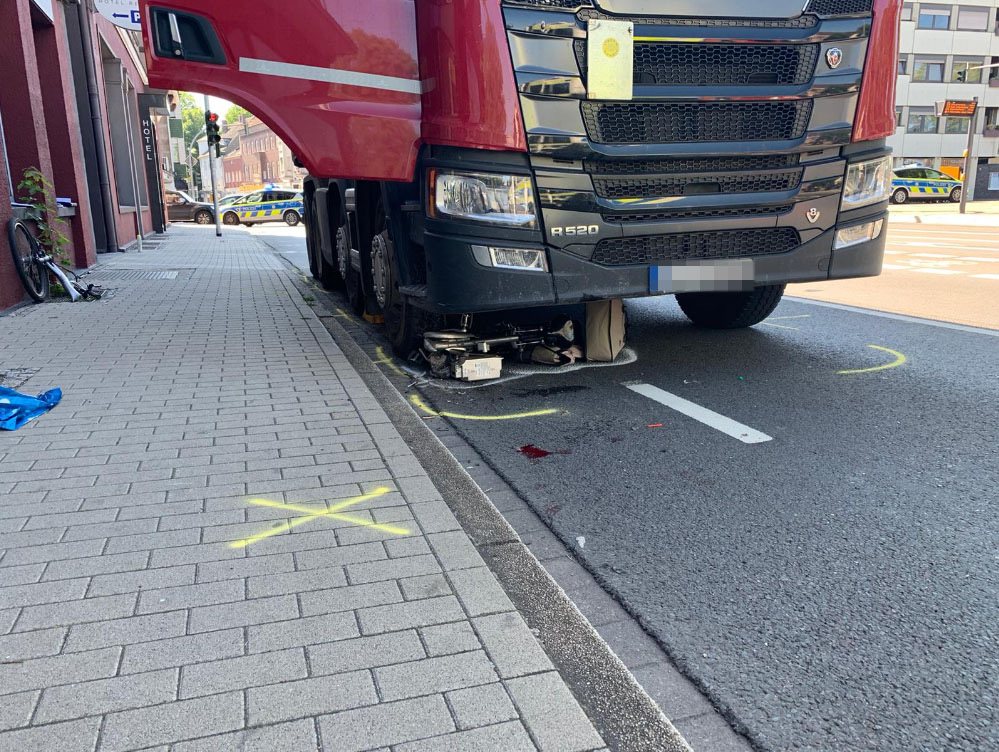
912;58;945;82
907;109;939;134
989;172;999;191
918;6;951;29
898;58;908;75
901;3;913;22
945;117;970;134
952;60;984;83
896;107;904;127
956;6;990;31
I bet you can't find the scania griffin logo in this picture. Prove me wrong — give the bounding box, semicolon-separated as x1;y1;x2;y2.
826;48;843;69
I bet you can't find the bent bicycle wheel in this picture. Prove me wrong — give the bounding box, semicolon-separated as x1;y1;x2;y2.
6;219;49;302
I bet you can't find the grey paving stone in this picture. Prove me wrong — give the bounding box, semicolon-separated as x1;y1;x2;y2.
171;719;319;752
357;595;466;635
316;694;455;752
244;528;341;556
395;720;535;752
179;647;307;698
149;541;245;568
14;593;137;632
294;541;387;571
88;565;196;597
374;650;498;702
64;610;188;652
197;553;295;583
473;612;555;679
0;626;66;661
100;691;245;752
246;566;347;599
121;628;246;674
345;554;441;586
629;661;717;723
506;672;605;752
309;630;425;675
157;510;246;532
247;612;358;654
298;580;402;617
34;668;177;723
0;577;89;608
420;621;482;657
448;567;515;617
137;579;245;614
105;528;201;555
384;536;432;559
0;528;66;550
0;690;38;731
0;538;105;567
247;670;377;725
0;717;100;752
23;508;119;532
446;682;520;730
189;594;298;633
42;551;149;581
426;532;486;571
400;574;452;601
672;711;754;752
0;646;120;693
61;517;159;542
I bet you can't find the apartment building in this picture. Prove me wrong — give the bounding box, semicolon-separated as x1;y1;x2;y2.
891;1;999;199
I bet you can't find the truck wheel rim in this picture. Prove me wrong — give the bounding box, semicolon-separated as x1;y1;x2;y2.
371;232;390;310
336;227;350;279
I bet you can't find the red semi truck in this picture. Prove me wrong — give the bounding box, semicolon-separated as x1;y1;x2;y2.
140;0;901;354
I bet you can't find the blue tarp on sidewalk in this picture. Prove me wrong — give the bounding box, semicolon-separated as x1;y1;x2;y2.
0;386;62;431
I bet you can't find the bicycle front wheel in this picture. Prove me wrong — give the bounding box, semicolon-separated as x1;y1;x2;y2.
7;219;49;302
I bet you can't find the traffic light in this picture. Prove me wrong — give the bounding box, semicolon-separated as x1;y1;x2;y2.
955;69;966;83
205;111;222;157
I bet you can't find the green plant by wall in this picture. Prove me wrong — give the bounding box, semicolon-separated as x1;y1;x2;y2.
17;167;70;267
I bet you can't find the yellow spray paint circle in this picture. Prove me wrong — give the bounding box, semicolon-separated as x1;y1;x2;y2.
602;38;620;58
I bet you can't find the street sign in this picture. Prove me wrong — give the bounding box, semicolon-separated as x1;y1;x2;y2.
936;100;978;118
94;0;141;32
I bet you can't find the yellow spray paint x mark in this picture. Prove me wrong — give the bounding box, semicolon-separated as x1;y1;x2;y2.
374;346;407;377
230;487;403;548
838;345;908;375
409;394;560;422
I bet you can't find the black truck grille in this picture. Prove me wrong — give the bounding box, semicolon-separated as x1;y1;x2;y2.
577;9;819;29
603;205;793;223
592;228;801;265
582;100;813;144
592;169;802;198
806;0;873;15
575;41;819;86
584;154;799;175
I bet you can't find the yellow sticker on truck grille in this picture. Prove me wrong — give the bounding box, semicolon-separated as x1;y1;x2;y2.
587;19;634;101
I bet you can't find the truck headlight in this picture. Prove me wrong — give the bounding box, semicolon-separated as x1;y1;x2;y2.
431;170;537;228
842;156;892;210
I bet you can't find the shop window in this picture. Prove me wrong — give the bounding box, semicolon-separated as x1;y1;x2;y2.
907;109;939;134
956;6;990;31
918;6;951;29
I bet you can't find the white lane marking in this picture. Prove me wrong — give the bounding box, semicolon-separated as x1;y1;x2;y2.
961;257;999;263
888;241;999;252
909;268;963;275
625;383;773;444
910;253;954;258
785;297;999;337
882;264;907;270
239;57;423;95
972;274;999;280
884;251;905;255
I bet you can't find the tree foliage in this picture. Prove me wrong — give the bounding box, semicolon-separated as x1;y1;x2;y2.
225;105;251;124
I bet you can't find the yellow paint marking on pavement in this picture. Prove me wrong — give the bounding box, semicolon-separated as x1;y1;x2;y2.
760;322;799;330
333;307;352;319
838;346;908;375
374;346;407;377
230;487;400;548
409;394;560;421
771;315;811;320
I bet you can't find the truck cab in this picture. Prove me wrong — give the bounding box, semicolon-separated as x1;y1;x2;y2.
140;0;901;353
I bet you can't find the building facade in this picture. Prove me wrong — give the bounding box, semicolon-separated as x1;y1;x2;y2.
1;0;168;311
219;115;307;195
890;1;999;198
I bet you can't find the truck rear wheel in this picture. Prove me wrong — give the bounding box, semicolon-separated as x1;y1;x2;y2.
371;203;422;356
676;284;786;329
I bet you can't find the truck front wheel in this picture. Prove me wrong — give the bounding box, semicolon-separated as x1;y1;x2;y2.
372;202;428;356
676;284;786;329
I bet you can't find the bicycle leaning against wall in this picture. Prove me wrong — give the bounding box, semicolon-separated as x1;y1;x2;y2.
6;217;102;303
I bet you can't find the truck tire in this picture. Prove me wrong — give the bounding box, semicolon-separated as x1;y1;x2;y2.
676;284;786;329
304;195;320;278
371;202;423;355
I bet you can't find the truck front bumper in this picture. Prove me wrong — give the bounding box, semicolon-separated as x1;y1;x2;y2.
419;214;886;314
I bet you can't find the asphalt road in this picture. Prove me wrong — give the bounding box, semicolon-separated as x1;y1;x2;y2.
266;219;999;751
246;222;309;272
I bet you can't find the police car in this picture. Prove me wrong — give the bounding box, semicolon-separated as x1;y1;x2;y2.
890;165;962;204
221;189;304;226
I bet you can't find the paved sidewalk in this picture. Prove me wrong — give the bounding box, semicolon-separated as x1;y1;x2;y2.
0;227;609;751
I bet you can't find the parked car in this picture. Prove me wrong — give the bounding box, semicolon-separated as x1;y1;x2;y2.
165;190;215;224
220;189;303;226
891;166;962;204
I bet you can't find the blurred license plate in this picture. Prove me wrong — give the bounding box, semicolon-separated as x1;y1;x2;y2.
650;260;755;293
